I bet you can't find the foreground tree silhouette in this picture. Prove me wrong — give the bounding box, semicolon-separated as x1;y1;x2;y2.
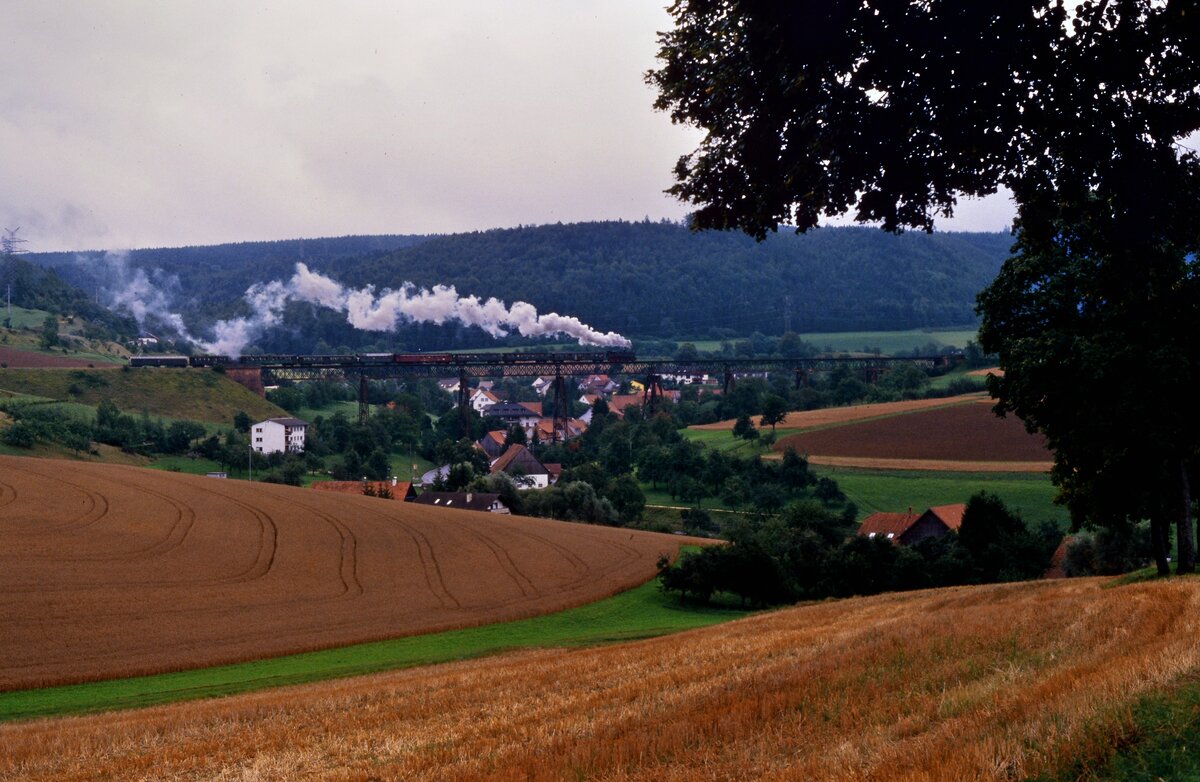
649;1;1200;573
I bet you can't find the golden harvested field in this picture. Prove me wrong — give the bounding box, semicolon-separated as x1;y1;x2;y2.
3;576;1196;781
691;394;984;432
0;455;696;691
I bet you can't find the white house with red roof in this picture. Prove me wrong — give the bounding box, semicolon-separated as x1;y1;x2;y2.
469;387;502;414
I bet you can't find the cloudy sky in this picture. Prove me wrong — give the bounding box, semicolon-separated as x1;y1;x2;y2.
1;2;1014;253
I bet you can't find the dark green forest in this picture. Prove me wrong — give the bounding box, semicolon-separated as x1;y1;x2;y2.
25;222;1010;351
0;254;135;336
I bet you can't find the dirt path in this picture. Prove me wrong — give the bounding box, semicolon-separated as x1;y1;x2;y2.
796;455;1052;472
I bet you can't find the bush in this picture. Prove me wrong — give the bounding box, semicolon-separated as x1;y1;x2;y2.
2;420;37;448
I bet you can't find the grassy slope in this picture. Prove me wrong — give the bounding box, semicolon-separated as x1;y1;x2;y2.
1;318;129;364
0;367;284;423
0;577;749;722
0;306;51;329
820;465;1062;525
682;426;789;455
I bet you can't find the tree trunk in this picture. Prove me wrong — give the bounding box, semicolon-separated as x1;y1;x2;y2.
1178;461;1195;575
1151;516;1171;577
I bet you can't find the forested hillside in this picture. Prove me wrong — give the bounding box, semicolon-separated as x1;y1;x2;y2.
0;254;134;335
352;222;1010;338
25;223;1011;349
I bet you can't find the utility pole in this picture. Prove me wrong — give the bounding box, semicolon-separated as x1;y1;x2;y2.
248;444;253;482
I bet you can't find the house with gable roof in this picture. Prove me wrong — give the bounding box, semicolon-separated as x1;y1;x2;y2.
412;491;511;514
477;430;509;460
469;387;502;414
857;504;966;546
483;402;541;437
490;444;552;489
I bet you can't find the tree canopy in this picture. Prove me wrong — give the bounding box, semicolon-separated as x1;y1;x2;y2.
649;0;1199;237
650;0;1200;573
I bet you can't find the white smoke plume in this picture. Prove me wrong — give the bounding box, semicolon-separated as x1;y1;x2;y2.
86;250;197;341
199;263;631;356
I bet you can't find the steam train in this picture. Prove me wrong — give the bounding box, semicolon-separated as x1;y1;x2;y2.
129;350;636;368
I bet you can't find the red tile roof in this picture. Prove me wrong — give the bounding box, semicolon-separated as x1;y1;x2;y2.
521;401;543;415
490;444;548;476
857;512;920;541
926;504;966;531
313;480;415;500
607;394;643;416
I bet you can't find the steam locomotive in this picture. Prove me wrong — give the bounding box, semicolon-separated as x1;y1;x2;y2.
129;350;636;368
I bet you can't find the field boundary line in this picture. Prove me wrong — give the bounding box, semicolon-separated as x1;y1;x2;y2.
794;455;1053;472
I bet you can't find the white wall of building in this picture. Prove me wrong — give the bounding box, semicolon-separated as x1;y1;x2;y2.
252;419;307;454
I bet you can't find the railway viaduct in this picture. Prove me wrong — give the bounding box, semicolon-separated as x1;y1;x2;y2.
215;352;958;438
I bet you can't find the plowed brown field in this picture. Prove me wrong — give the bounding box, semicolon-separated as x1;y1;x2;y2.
691;394;986;432
0;456;695;691
3;576;1197;781
0;346;100;369
777;400;1051;464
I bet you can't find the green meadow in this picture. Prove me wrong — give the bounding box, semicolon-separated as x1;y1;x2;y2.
0;575;750;722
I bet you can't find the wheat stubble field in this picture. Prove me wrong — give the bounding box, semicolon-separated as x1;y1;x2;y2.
0;455;691;691
2;576;1196;781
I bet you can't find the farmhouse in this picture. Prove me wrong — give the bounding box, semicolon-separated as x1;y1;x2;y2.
412;491;511;514
857;504;966;545
490;444;553;489
313;479;417;501
251;417;308;455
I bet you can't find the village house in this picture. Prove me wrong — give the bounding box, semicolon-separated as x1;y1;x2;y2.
251;417;308;455
490;444;553;489
662;372;712;385
312;479;417;501
419;464;452;487
577;374;618;396
412;492;511;514
531;376;555;396
606;394;642;419
476;430;509;460
483;402;542;437
533;417;588;443
469;387;502;414
857;504;966;546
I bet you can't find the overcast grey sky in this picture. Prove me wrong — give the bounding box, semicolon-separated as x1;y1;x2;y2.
1;2;1015;253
